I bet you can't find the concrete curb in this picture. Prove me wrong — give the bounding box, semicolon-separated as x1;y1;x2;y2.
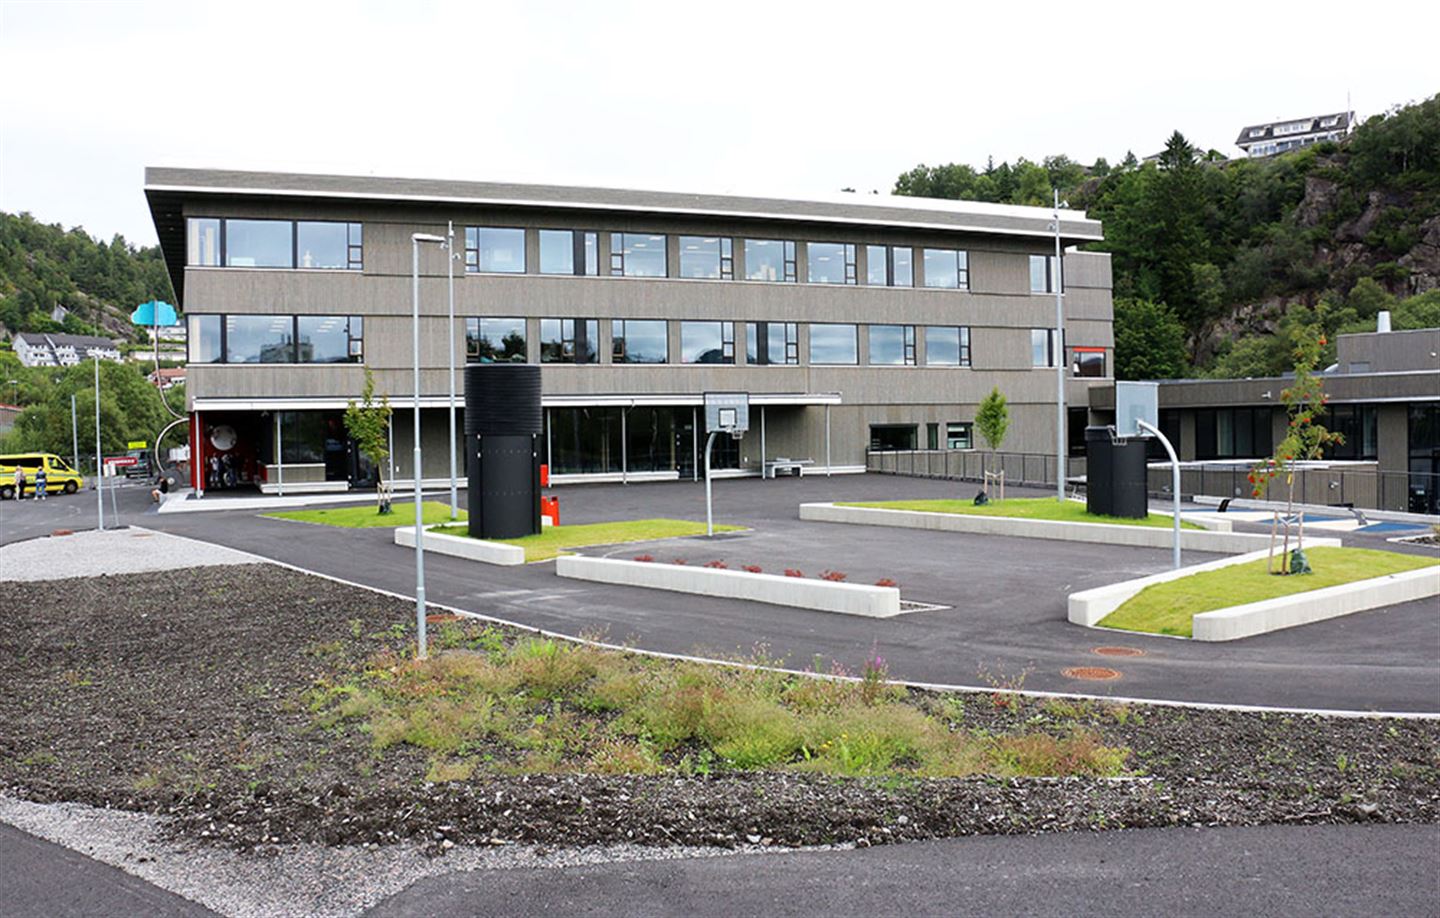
556;555;902;617
1067;549;1275;627
394;526;525;566
1192;565;1440;641
799;502;1282;553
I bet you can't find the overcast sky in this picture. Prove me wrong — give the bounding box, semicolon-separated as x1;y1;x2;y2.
1;0;1434;247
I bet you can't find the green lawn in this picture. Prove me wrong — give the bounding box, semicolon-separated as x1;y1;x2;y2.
1099;546;1440;637
431;518;743;562
840;498;1201;530
265;500;464;528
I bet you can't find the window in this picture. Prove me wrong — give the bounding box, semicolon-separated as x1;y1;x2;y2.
1320;116;1340;128
611;319;668;364
1031;328;1059;367
745;322;799;365
188;315;222;362
297;316;362;363
466;227;526;274
1194;407;1273;459
610;233;667;277
538;230;599;276
946;422;973;450
679;236;734;279
297;222;362;269
744;239;796;282
540;319;598;364
187;218;220;266
922;248;968;289
1248;128;1266;138
869;325;915;366
1072;347;1105;378
1030;254;1060;293
225;315;296;363
869;425;917;451
809;324;858;365
865;245;913;287
925;326;970;366
807;242;857;284
1322;405;1379;460
466;317;527;363
680;321;734;364
225;219;293;268
927;423;939;450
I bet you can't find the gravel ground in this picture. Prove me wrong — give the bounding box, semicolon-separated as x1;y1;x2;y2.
1;565;1437;858
0;527;258;581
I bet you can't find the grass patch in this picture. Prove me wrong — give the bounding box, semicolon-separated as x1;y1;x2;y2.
265;500;463;528
1099;546;1440;637
839;498;1201;529
430;518;743;562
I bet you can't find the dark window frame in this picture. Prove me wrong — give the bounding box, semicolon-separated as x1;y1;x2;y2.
868;324;916;366
679;320;735;365
611;319;669;364
806;241;858;285
188;217;363;271
465;316;528;363
922;247;970;290
465;226;527;275
609;232;669;278
540;318;599;364
745;321;799;365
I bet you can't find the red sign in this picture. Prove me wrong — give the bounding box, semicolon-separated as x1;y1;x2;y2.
107;456;138;467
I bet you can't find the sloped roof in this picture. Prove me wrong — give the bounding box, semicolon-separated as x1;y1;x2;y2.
1235;111;1353;147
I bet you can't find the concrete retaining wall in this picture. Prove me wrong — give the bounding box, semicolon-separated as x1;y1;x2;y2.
1191;566;1440;641
394;526;525;566
556;554;902;618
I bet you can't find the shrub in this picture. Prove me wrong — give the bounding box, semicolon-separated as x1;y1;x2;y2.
586;739;661;775
819;570;847;582
803;704;947;775
633;554;654;563
874;578;898;588
784;568;804;578
510;639;600;698
742;564;763;574
672;558;688;565
700;695;805;768
704;560;729;569
983;730;1129;777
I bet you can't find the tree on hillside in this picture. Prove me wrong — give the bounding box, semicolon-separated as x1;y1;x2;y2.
1113;299;1188;380
0;358;173;461
1151;132;1211;330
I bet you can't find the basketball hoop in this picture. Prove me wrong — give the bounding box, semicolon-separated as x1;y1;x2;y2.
702;392;750;536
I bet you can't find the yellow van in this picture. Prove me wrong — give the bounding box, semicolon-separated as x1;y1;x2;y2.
0;453;85;499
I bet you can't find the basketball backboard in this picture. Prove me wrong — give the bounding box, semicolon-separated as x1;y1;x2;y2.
1115;381;1159;437
704;391;750;433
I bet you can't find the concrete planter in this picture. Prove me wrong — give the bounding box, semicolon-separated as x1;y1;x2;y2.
394;526;525;566
1191;566;1440;641
555;554;902;618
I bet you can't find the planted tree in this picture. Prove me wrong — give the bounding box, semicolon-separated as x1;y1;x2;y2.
975;387;1009;500
1248;325;1343;573
344;366;393;514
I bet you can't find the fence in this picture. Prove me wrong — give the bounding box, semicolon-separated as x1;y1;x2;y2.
866;449;1087;490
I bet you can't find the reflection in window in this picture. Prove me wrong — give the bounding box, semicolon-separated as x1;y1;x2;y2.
1031;328;1059;367
538;230;599;276
297;222;363;269
925;326;970;366
865;245;912;286
1030;254;1059;293
540;319;598;363
297;316;362;363
679;236;734;279
187;218;220;266
745;322;799;365
1072;348;1105;378
809;324;858;365
869;325;915;365
922;248;968;289
225;219;293;268
744;239;796;282
946;422;973;450
610;233;667;277
188;315;222;362
225;315;295;363
680;321;734;364
612;319;668;364
466;317;527;363
807;242;857;284
467;227;526;273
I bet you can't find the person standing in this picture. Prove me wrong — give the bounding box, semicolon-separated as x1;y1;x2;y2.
11;465;24;500
33;464;47;500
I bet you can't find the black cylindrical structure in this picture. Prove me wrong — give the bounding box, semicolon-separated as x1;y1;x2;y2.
1086;426;1149;519
465;364;543;539
1085;426;1114;516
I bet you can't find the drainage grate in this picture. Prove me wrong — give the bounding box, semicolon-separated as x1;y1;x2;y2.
1062;666;1122;681
1093;646;1145;658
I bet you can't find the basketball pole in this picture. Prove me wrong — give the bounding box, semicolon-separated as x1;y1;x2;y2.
1137;418;1181;569
704;430;719;537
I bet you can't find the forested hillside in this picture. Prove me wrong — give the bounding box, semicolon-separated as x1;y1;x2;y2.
894;94;1440;378
0;212;174;343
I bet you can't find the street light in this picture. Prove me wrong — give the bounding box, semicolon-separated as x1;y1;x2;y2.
1051;189;1066;502
444;221;459;521
411;232;447;660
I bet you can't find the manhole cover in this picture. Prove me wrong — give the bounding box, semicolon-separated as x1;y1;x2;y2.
1063;666;1122;681
1093;646;1145;658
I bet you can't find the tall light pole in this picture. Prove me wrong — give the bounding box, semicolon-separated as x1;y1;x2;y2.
411;232;446;660
71;394;79;473
445;220;459;521
93;357;104;531
1052;188;1066;502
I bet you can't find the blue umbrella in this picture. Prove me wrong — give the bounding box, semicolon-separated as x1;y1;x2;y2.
131;300;179;327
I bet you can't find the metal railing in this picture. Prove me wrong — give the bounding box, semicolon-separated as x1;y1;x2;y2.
866;449;1087;489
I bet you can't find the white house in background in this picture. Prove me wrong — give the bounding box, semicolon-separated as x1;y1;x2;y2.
1236;111;1354;158
12;332;122;367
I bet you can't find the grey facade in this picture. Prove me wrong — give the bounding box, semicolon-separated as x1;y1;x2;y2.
146;167;1114;494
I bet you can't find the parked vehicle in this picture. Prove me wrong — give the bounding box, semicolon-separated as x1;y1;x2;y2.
121;448;155;479
0;453;85;499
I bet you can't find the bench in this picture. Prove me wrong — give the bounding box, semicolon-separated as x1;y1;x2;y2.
764;458;814;479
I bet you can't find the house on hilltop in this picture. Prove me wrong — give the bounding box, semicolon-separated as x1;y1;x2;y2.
12;332;122;367
1236;111;1353;158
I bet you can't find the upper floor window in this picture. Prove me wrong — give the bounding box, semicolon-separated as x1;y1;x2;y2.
922;248;968;289
612;319;668;364
1031;328;1059;367
869;325;915;366
1072;347;1105;378
298;221;363;269
187;218;221;266
466;317;527;363
540;318;598;363
744;239;796;282
188;314;222;362
925;326;970;366
539;230;598;276
466;227;526;274
807;242;857;284
610;233;667;277
1247;128;1266;138
866;245;913;287
679;321;734;364
297;315;364;363
679;236;734;279
225;219;292;268
1030;254;1060;293
187;314;362;364
746;322;799;365
186;218;364;270
809;323;858;365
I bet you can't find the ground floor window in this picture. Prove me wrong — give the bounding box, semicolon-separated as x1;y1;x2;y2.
544;406;736;476
946;422;972;450
869;424;917;451
1195;407;1272;460
927;423;939;450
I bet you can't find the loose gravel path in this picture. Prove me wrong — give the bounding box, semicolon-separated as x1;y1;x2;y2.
0;527;257;581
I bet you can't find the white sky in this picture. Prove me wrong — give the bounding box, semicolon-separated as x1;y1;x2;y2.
1;0;1435;247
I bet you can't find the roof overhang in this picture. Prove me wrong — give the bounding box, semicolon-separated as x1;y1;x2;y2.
191;392;843;412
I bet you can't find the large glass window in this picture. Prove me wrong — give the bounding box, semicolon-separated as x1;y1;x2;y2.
946;422;973;450
745;322;799;365
922;248;969;289
1030;254;1059;293
809;324;858;365
225;219;293;268
1072;347;1105;378
807;242;857;284
610;233;667;277
680;321;734;364
296;222;362;269
540;319;598;363
187;218;220;266
1195;407;1273;460
869;425;917;450
1322;405;1379;460
865;245;913;286
612;319;668;364
925;326;970;366
869;325;915;366
538;230;599;276
467;227;526;274
1031;328;1059;367
225;315;295;363
679;236;733;279
188;314;222;362
744;239;796;282
297;316;362;363
547;407;624;475
466;317;527;363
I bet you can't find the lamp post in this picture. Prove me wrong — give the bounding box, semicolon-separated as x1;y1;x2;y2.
445;221;459;521
93;357;103;531
411;232;447;660
1052;188;1066;502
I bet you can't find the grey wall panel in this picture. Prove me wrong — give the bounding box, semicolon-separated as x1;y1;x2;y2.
1063;251;1113;289
968;249;1028;295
